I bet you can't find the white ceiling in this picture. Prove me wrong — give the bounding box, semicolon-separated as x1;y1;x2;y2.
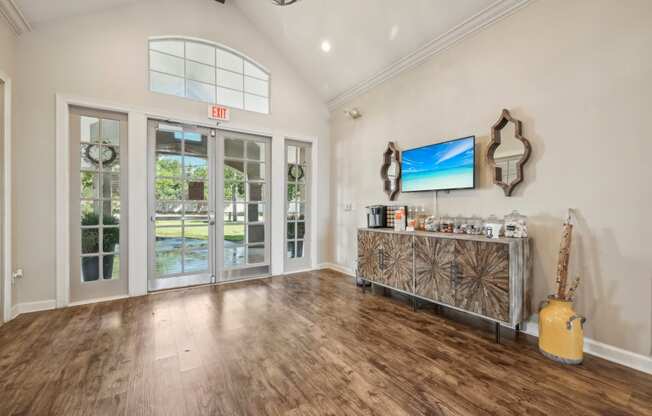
233;0;497;104
12;0;527;108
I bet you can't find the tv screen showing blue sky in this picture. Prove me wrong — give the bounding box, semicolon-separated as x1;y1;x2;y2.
401;137;475;192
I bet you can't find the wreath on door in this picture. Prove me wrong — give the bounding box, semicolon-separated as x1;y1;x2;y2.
288;164;305;181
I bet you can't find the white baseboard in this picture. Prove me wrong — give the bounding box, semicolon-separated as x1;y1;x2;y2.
11;269;651;376
283;267;319;275
317;262;355;277
319;263;652;375
521;318;651;375
11;299;56;318
68;294;130;307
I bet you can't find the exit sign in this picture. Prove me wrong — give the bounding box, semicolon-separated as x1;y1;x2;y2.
208;105;230;121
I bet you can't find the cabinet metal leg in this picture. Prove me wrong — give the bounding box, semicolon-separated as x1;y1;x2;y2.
515;323;520;339
362;279;366;293
495;322;501;344
412;297;417;312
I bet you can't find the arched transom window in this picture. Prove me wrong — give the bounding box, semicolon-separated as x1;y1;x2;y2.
148;37;270;114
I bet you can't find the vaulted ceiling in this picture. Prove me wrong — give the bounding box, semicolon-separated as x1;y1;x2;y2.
9;0;529;109
234;0;504;108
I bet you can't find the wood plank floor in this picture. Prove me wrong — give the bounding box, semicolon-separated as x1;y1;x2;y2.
0;270;650;415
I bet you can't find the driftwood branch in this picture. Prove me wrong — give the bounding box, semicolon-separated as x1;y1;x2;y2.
567;275;581;302
555;209;574;300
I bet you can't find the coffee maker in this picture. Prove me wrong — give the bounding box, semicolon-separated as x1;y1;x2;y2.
366;205;387;228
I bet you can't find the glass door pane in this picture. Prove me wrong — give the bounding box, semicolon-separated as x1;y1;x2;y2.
148;122;215;291
69;108;128;304
219;132;271;281
285;141;311;272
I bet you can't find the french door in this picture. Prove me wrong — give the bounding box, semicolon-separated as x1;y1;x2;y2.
219;130;271;280
147;121;270;291
147;121;215;291
285;140;311;272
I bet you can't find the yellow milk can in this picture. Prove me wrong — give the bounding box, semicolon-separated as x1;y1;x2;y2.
538;297;586;364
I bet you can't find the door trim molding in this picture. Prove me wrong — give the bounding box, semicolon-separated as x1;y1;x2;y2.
56;95;143;307
55;95;70;307
55;93;320;307
0;71;12;323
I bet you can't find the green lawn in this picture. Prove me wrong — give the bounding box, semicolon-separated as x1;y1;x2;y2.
156;220;244;242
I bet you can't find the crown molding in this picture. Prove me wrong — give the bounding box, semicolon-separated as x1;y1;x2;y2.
326;0;533;111
0;0;31;35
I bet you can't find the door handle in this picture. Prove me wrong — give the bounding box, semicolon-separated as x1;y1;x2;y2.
208;211;216;226
450;262;459;287
378;249;384;270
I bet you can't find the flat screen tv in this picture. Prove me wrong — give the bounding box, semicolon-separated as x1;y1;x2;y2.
401;136;475;192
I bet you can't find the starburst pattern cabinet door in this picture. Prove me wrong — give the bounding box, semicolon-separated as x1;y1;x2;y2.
357;230;381;281
414;236;455;305
381;233;413;293
454;240;510;322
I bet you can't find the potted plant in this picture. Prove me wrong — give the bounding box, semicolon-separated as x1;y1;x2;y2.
81;211;119;281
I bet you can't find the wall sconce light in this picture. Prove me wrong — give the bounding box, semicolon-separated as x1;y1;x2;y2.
344;108;362;120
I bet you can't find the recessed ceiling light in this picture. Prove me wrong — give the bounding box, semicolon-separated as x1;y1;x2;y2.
321;40;332;53
390;25;399;41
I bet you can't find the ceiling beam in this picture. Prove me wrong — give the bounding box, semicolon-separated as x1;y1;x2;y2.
0;0;31;35
326;0;532;111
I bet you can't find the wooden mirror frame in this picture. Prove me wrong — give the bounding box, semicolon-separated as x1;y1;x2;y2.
381;142;401;201
487;109;532;196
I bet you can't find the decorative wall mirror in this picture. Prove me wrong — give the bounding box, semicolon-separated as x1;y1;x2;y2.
381;142;401;200
487;109;532;196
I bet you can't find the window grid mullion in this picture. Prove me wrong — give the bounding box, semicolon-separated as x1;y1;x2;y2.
183;41;188;102
98;121;105;278
215;45;219;106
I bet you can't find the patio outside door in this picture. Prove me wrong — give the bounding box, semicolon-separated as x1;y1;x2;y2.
148;121;216;291
218;130;271;281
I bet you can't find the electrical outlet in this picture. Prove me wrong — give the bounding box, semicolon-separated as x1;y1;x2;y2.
344;203;353;212
12;268;23;285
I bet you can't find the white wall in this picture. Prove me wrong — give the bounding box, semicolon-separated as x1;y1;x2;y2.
0;17;15;76
330;0;652;357
13;0;330;304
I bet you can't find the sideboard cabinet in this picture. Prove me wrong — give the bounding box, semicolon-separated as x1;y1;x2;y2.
357;228;530;328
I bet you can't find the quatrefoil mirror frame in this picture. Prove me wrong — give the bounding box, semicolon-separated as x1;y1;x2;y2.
380;141;401;201
487;109;532;196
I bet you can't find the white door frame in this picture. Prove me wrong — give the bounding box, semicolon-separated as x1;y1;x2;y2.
55;93;320;307
0;71;12;323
